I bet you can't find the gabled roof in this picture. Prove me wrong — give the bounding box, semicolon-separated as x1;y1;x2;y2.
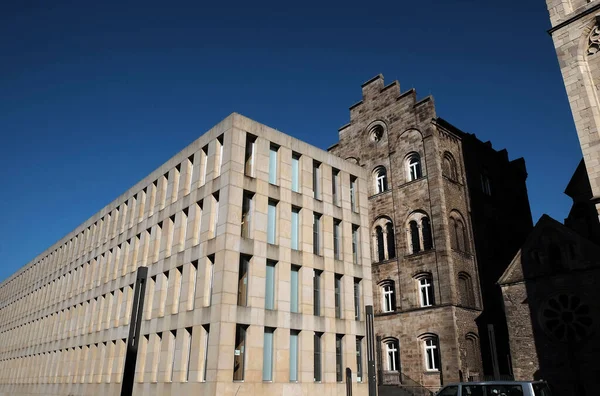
499;214;600;285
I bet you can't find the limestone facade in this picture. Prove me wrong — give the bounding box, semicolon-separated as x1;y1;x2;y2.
0;113;373;396
328;75;532;390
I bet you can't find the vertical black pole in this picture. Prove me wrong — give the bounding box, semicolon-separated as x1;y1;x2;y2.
366;305;377;396
120;266;148;396
346;367;353;396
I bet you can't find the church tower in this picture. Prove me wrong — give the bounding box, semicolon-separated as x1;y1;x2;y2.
547;0;600;221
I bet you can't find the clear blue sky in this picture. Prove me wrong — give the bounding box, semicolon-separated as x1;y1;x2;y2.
0;0;582;283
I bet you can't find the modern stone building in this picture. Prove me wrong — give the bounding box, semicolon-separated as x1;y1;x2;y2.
0;113;373;396
329;76;532;392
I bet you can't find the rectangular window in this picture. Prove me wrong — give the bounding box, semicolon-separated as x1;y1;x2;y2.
313;160;321;199
267;199;277;245
202;324;210;381
186;155;194;194
244;134;257;177
233;325;247;381
241;191;253;238
336;334;344;382
332;168;340;206
335;274;343;319
419;277;434;307
216;134;224;177
313;213;321;255
350;176;358;212
292;152;301;193
333;219;342;260
313;270;321;316
207;255;215;306
262;327;274;381
269;143;279;185
168;330;177;382
424;338;440;371
356;337;363;382
201;145;209;186
265;260;276;310
189;261;198;310
289;330;299;382
291;207;300;250
352;224;360;265
290;265;300;313
211;192;219;238
184;327;192;381
173;265;183;313
314;332;322;382
354;278;361;320
238;255;250;306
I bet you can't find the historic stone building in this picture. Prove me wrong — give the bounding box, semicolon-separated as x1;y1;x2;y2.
546;0;600;217
329;75;532;391
499;161;600;396
0;113;373;396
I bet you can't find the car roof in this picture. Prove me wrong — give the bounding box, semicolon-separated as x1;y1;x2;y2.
443;381;546;385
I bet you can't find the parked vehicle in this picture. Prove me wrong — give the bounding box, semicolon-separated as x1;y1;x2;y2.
435;381;552;396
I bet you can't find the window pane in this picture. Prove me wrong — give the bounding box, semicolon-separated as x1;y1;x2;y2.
334;220;341;260
290;331;299;381
354;279;360;320
291;208;299;250
238;256;249;306
313;214;321;255
262;328;274;381
356;338;363;382
313;161;321;199
313;270;321;316
335;274;342;319
292;153;300;192
265;261;276;310
335;335;343;382
314;333;322;381
267;201;277;244
269;146;278;184
291;266;299;313
233;325;246;381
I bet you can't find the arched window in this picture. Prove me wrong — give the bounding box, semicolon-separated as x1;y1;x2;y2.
380;280;396;313
465;333;479;379
386;223;396;259
407;154;422;181
373;166;388;194
422;217;433;250
376;226;385;262
450;213;469;253
410;221;420;253
383;338;400;371
458;272;475;307
373;217;396;262
416;274;434;307
442;152;457;181
406;212;434;254
420;335;440;371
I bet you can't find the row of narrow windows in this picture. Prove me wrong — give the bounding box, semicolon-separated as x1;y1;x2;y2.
379;272;476;313
371;151;460;196
1;185;362;334
245;134;360;211
381;333;478;374
0;255;363;356
372;213;469;261
241;191;361;263
2;132;360;306
0;135;223;303
0;328;364;385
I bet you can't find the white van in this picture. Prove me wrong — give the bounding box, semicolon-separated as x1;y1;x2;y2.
435;381;552;396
